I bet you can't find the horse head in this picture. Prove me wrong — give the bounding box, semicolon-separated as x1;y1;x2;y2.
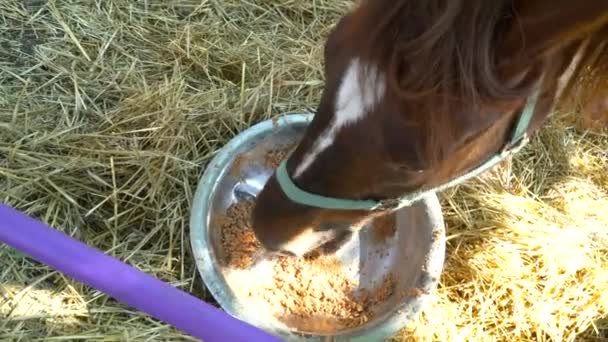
251;0;608;257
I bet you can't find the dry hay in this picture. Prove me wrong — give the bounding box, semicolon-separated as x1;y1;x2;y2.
401;112;608;341
0;1;606;341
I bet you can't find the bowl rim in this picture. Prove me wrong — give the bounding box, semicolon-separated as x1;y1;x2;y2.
189;113;446;341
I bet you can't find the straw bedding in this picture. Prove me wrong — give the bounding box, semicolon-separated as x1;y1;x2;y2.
0;1;606;341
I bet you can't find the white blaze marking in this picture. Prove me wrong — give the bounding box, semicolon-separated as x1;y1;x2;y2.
293;58;386;178
279;228;334;257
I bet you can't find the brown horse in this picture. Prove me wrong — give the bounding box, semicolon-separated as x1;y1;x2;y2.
251;0;608;257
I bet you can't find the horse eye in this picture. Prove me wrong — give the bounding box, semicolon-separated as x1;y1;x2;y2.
394;164;426;174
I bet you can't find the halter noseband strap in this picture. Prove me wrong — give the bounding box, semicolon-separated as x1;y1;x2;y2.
275;90;540;212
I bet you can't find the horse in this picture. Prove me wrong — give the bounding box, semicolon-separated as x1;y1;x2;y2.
251;0;608;257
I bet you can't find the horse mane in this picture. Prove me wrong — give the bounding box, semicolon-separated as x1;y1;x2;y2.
360;0;537;109
352;0;606;168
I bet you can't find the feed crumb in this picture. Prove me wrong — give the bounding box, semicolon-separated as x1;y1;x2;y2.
371;213;397;244
408;288;425;298
432;227;443;241
264;146;293;169
229;154;247;177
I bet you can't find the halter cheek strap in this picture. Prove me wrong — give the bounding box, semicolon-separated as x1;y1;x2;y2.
275;90;540;212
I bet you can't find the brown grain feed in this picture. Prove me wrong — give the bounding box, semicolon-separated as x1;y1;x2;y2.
218;200;261;269
217;146;397;330
217;195;397;332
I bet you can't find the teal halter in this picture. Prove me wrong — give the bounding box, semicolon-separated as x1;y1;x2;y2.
275;91;539;211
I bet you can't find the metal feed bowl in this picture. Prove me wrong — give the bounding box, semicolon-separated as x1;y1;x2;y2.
190;113;446;341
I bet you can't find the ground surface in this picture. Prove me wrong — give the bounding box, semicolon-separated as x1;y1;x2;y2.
1;1;607;341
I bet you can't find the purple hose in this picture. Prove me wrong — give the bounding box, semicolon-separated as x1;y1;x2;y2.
0;204;281;342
